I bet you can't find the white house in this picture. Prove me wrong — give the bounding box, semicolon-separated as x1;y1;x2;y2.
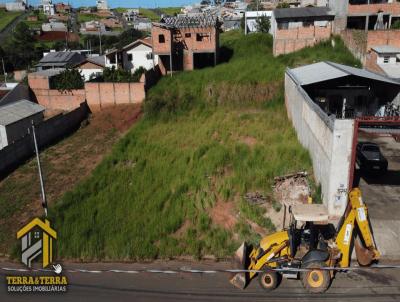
96;0;108;10
370;45;400;79
105;38;158;73
74;56;105;81
245;11;273;33
42;0;55;16
5;0;26;11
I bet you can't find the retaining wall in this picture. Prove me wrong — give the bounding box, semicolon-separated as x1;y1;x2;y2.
285;71;354;217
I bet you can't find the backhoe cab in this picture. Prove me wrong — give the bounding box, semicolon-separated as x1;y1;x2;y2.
230;188;380;294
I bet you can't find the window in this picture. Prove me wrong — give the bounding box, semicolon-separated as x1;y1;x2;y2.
302;20;313;27
159;34;165;43
196;33;203;41
383;56;390;63
109;54;116;64
277;22;289;30
127;53;133;61
146;53;153;60
185;33;191;38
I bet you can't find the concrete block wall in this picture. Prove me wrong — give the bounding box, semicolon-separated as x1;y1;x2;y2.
33;89;86;111
285;72;354;217
366;30;400;50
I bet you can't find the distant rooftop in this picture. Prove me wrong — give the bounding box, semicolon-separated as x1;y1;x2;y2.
39;51;85;64
273;7;334;20
372;45;400;54
29;68;65;77
154;15;219;29
0;100;45;126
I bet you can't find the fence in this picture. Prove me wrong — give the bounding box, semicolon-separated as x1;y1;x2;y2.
0;103;88;175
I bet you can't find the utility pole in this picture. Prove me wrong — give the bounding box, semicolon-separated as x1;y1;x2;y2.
31;121;48;217
98;28;102;55
1;58;7;85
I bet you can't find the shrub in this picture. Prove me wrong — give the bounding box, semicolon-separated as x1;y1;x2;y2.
51;68;84;91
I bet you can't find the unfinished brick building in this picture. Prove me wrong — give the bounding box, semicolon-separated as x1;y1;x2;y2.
151;15;220;75
347;0;400;30
270;7;335;56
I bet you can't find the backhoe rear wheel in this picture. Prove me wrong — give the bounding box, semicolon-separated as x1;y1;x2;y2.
301;261;331;294
258;267;281;291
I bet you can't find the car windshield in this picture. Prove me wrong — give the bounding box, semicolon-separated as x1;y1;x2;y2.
363;145;379;152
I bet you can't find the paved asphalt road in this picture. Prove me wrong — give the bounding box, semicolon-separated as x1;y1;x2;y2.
1;260;400;301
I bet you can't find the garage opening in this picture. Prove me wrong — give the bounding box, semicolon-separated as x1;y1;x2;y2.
193;52;215;69
351;118;400;220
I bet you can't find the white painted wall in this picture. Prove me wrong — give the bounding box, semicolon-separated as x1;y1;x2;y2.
78;68;103;81
377;54;397;64
122;44;158;73
285;72;354;217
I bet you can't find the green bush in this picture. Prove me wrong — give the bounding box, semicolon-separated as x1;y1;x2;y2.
51;68;84;91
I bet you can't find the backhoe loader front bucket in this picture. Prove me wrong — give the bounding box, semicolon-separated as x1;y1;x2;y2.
354;236;379;266
229;242;250;289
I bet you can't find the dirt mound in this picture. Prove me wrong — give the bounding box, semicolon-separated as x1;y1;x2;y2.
273;172;310;206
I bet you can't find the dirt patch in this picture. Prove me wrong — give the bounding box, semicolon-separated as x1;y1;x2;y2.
0;105;142;254
246;219;268;237
239;136;257;147
210;200;238;230
172;219;191;238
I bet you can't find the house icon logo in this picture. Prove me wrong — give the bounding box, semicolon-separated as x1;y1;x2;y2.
17;218;57;268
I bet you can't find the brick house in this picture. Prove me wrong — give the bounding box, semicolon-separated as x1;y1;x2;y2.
271;7;334;56
151;15;220;75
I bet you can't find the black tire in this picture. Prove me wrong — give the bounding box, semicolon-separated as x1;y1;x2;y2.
301;261;331;294
258;267;281;292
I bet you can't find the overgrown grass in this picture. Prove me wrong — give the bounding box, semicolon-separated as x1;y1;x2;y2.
77;13;102;23
139;8;160;21
0;10;22;31
50;32;359;261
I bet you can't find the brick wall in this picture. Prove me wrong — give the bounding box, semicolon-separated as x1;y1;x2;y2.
273;24;332;56
28;67;161;111
84;82;145;110
348;3;400;15
365;50;385;75
367;30;400;50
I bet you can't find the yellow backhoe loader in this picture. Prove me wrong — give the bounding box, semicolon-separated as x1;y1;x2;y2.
230;188;380;293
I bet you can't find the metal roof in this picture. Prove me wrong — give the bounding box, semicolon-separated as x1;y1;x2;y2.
0;100;45;126
39;51;85;64
371;45;400;54
154;15;219;29
288;61;400;86
29;68;65;77
273;7;333;19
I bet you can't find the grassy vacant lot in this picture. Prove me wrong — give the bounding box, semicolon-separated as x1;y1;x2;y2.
77;13;102;23
158;7;182;16
0;9;22;31
49;32;359;261
0;106;142;256
139;8;160;21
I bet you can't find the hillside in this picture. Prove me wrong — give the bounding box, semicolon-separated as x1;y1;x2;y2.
49;32;360;261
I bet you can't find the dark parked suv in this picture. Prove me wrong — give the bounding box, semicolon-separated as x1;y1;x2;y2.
356;142;388;174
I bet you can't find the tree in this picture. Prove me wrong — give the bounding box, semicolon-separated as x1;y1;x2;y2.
51;68;84;91
102;66;145;83
116;28;144;50
277;2;290;8
256;15;271;33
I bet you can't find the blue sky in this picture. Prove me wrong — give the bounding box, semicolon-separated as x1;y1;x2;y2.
0;0;195;8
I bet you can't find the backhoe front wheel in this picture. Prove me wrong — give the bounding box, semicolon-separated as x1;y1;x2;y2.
301;261;331;294
258;267;281;291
